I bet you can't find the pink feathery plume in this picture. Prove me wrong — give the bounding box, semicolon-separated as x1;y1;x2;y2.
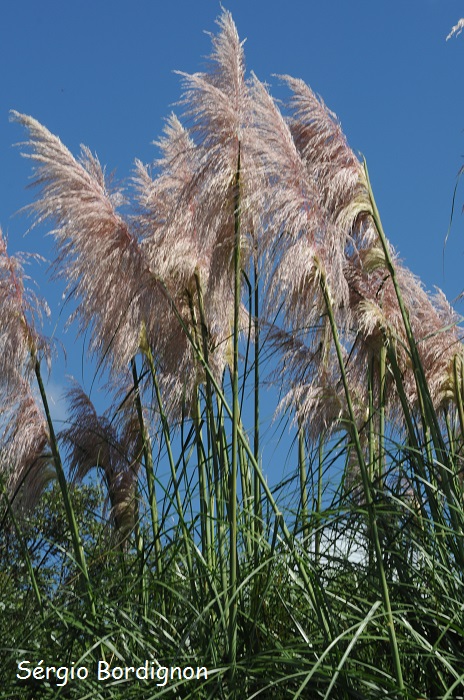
250;74;349;371
134;11;257;407
1;388;53;510
409;286;464;411
134;115;206;400
11;111;164;376
134;114;202;290
272;323;366;441
346;244;464;416
282;75;374;246
0;228;48;385
134;116;229;411
60;384;142;540
249;73;359;440
175;9;247;257
286;77;464;418
0;229;52;508
175;9;256;313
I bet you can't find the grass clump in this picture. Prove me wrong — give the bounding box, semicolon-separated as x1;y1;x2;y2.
1;10;464;699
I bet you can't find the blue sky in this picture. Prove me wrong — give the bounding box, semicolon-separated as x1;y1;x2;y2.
1;1;464;428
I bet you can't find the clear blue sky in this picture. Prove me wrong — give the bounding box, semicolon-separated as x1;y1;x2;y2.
1;1;464;424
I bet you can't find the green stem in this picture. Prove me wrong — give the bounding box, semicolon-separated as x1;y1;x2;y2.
368;359;375;483
453;355;464;438
34;357;95;616
253;255;262;558
229;144;241;681
378;344;386;488
133;482;148;619
315;437;323;566
192;388;213;570
297;415;309;542
239;440;253;560
131;358;162;579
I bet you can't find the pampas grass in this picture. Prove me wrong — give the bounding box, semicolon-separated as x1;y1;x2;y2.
2;10;464;699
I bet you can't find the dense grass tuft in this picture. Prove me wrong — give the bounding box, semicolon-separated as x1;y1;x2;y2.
1;10;464;699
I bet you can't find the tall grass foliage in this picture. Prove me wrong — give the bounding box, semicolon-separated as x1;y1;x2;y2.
1;10;464;699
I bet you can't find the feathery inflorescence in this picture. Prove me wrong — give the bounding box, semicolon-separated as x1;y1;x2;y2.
134;10;260;407
60;384;142;541
1;389;53;510
173;8;256;348
11;111;165;377
0;229;51;508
